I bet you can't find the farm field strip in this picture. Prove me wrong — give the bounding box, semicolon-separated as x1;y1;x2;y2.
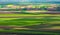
0;14;60;18
0;14;59;34
0;14;60;16
0;16;60;26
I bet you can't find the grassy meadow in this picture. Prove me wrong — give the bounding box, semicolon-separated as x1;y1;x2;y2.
0;14;60;35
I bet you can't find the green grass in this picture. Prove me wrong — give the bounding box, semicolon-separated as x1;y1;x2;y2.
0;29;59;34
0;16;60;26
0;14;59;16
0;14;60;35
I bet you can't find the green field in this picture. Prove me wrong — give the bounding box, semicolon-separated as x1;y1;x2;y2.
0;14;60;35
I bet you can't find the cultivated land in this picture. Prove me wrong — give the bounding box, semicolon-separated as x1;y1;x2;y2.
0;14;60;35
